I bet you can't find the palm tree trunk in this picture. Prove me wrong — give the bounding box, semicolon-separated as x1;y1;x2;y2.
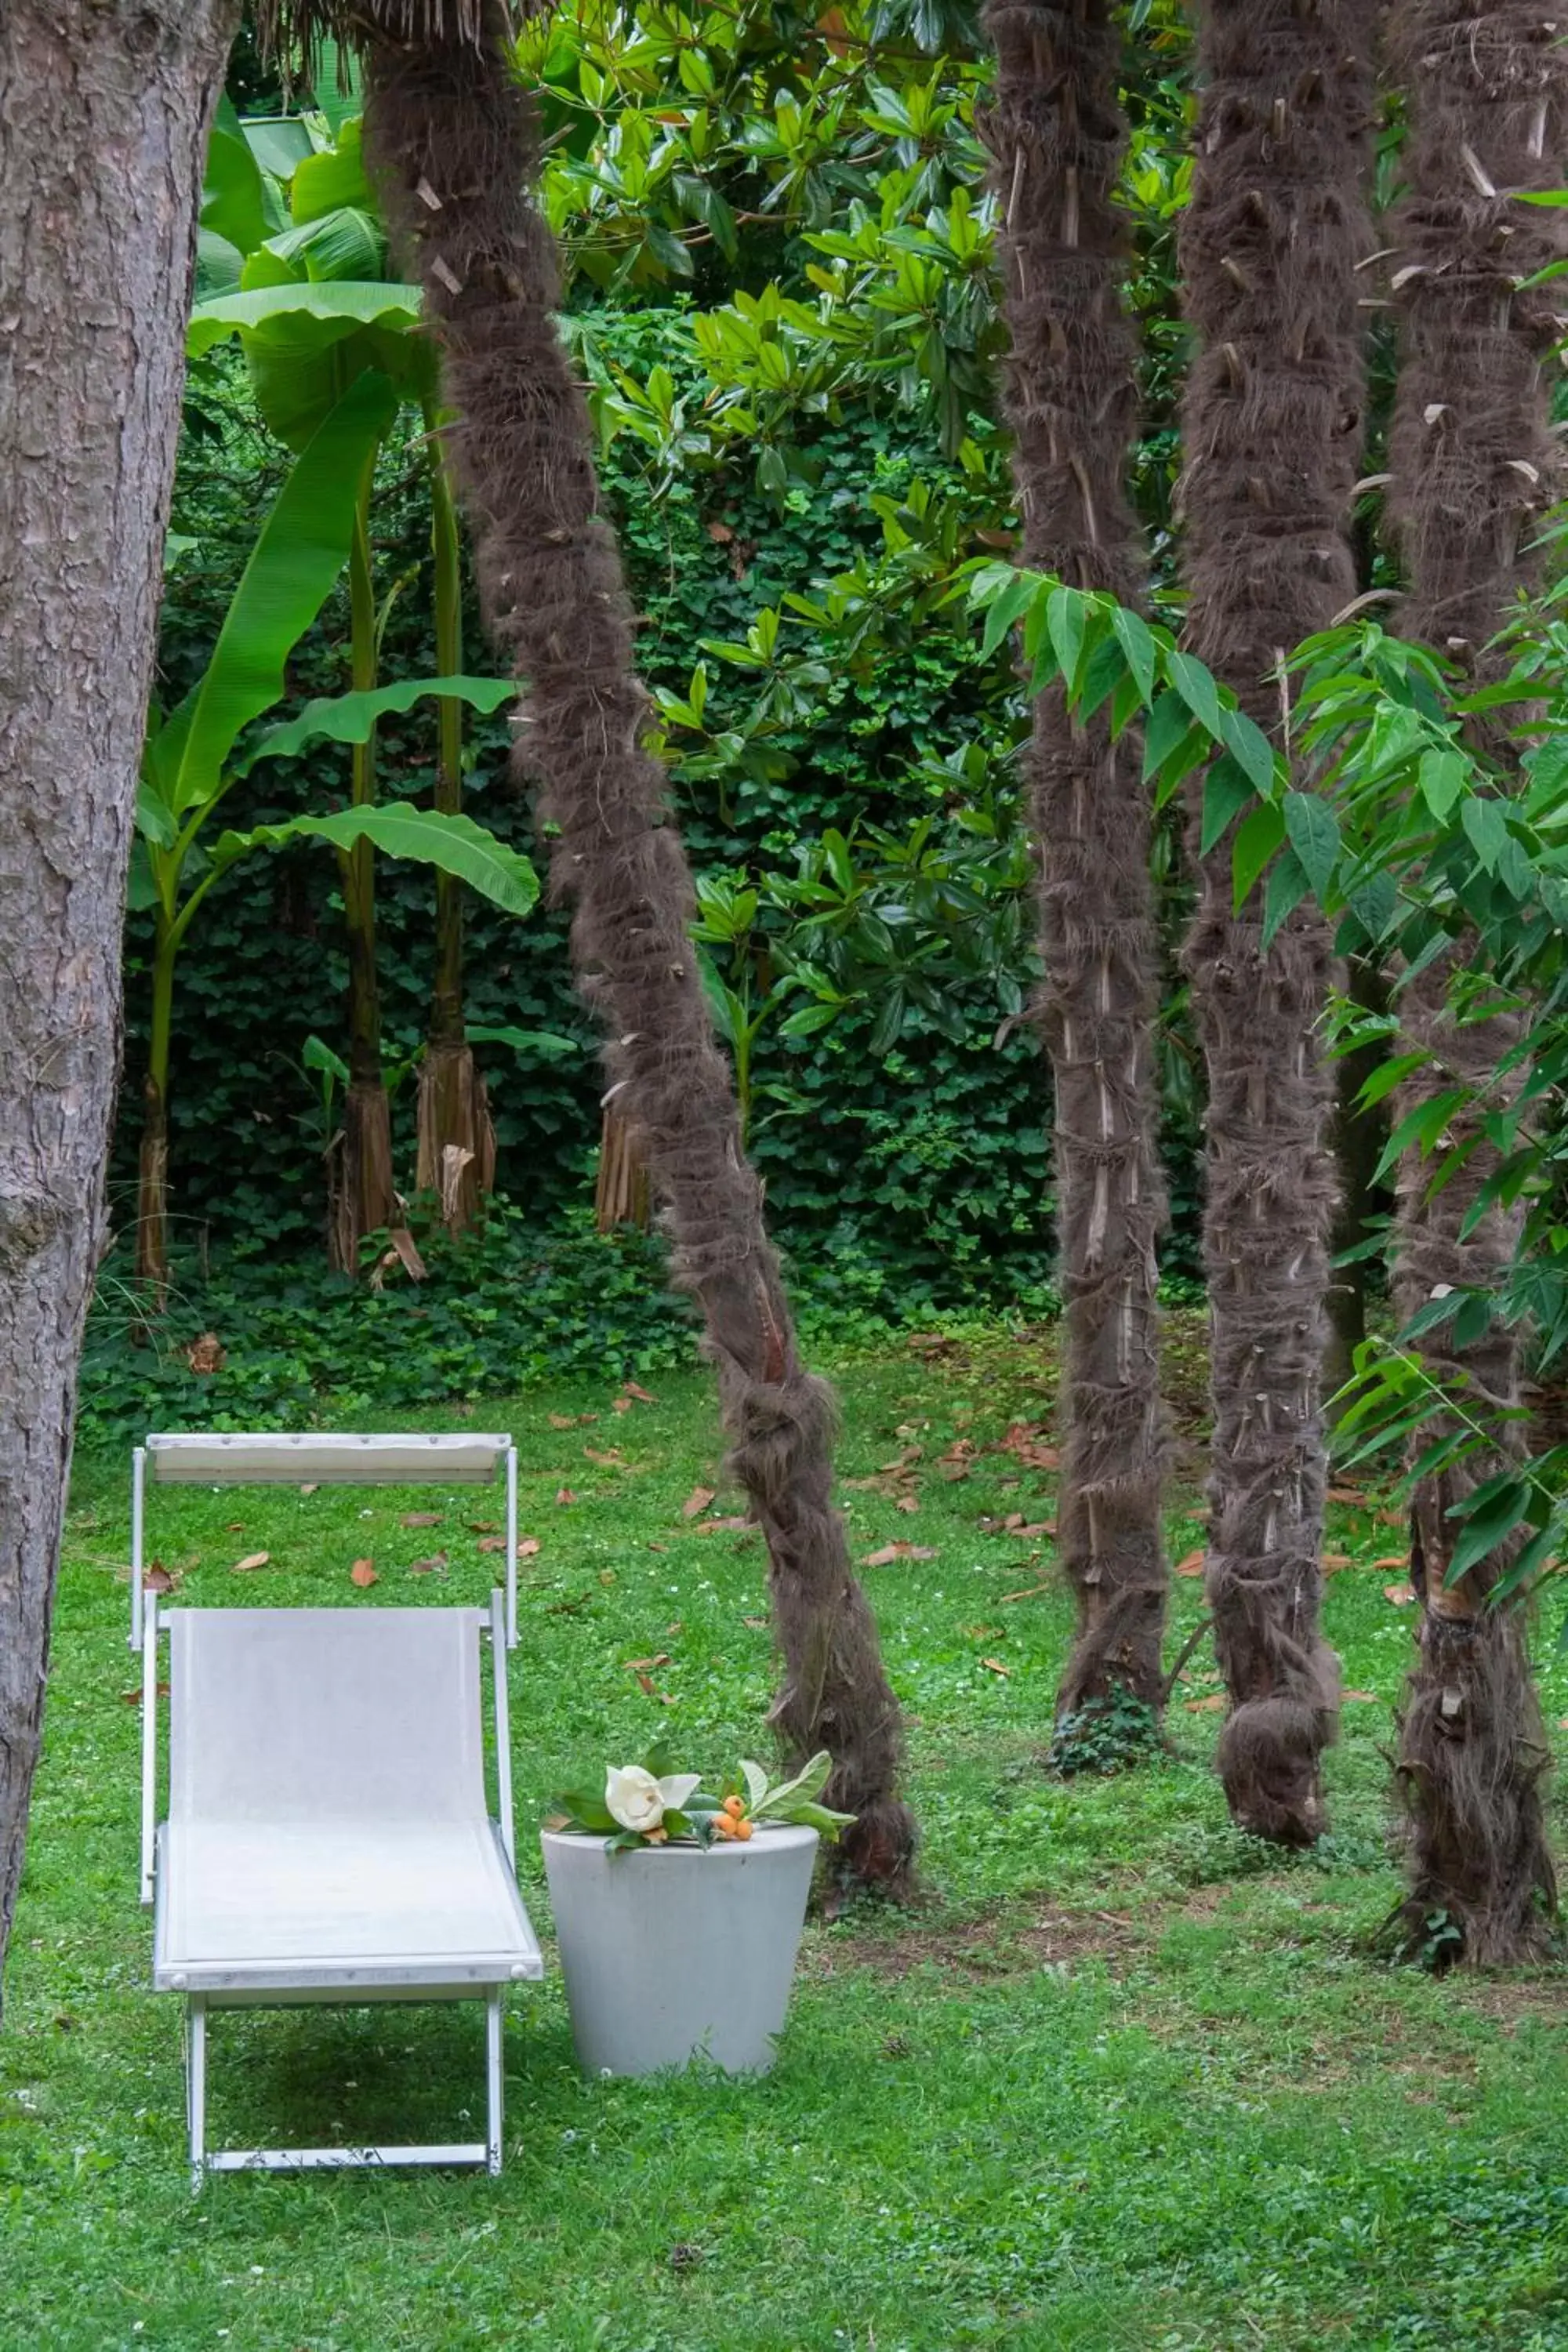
360;3;916;1891
416;416;495;1231
980;0;1169;1729
332;485;399;1272
1382;0;1564;1962
1177;0;1376;1843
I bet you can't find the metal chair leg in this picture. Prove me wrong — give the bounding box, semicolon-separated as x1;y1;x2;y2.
485;1991;503;2176
188;1997;207;2194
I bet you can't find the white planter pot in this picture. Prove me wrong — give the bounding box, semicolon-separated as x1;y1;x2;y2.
540;1824;818;2077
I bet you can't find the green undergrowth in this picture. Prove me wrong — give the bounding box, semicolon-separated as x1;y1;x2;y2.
7;1333;1568;2350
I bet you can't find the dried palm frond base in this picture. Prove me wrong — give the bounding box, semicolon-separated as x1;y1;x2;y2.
253;1;531;75
1390;1607;1555;1969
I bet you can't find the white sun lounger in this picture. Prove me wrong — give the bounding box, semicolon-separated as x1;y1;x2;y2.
141;1591;542;2188
130;1432;522;1649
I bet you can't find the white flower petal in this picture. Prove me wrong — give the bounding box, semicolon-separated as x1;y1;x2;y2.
657;1773;702;1813
605;1764;665;1834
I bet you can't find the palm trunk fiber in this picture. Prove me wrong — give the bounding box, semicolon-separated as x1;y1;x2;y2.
980;0;1169;1728
1178;0;1375;1843
1382;0;1564;1963
360;7;916;1891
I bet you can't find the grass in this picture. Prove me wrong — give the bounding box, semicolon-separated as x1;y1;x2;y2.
6;1325;1568;2351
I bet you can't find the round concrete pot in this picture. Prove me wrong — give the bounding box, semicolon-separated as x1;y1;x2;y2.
540;1824;818;2077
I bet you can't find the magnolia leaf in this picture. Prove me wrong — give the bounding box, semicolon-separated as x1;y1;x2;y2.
740;1759;770;1810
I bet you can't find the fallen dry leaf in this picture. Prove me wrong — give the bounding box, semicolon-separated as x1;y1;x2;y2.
1342;1690;1378;1704
598;1569;617;1586
1185;1693;1226;1714
408;1552;447;1577
556;1487;578;1506
583;1446;624;1468
623;1381;659;1405
1326;1486;1367;1506
895;1494;920;1514
1384;1582;1416;1606
940;1463;972;1483
299;1483;319;1497
1323;1553;1352;1572
401;1512;442;1528
226;1521;245;1533
695;1515;750;1535
548;1414;576;1429
477;1536;506;1554
612;1396;633;1414
1370;1554;1410;1573
466;1519;499;1534
122;1683;171;1704
859;1542;938;1566
518;1537;540;1559
1558;1717;1568;1731
1000;1582;1050;1604
350;1560;378;1588
647;1541;670;1555
744;1615;769;1631
142;1563;177;1595
1377;1510;1404;1530
681;1485;717;1520
230;1551;270;1575
1174;1550;1206;1577
623;1653;671;1673
980;1657;1011;1678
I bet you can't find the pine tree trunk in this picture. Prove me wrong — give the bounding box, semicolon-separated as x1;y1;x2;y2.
980;0;1170;1730
1383;0;1564;1963
0;0;239;1994
1178;0;1376;1844
361;5;916;1891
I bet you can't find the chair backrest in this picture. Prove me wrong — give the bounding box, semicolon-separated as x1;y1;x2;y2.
167;1609;486;1828
147;1433;511;1485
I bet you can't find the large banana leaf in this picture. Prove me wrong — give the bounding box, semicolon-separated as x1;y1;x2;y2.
201;96;276;256
291;117;374;222
147;368;399;820
243;676;515;771
188;278;423;358
190;277;429;448
214;808;541;920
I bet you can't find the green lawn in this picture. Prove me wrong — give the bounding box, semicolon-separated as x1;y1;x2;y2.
6;1332;1568;2351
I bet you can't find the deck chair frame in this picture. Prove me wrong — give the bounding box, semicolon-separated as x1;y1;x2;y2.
142;1588;537;2189
130;1432;521;1649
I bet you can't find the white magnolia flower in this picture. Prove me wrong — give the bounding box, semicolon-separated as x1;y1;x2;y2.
604;1764;702;1836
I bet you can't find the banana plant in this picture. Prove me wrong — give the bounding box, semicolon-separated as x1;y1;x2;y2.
132;370;528;1303
191;101;501;1233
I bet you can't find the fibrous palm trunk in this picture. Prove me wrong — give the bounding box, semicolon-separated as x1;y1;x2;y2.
0;0;239;1993
980;0;1169;1727
1382;0;1563;1962
357;5;915;1889
1178;0;1376;1842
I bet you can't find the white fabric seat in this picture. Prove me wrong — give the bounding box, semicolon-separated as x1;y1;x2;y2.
155;1820;539;1992
143;1599;539;2184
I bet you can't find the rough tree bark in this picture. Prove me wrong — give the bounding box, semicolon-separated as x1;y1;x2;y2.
980;0;1170;1730
1383;0;1564;1962
334;2;916;1889
0;0;240;1994
1177;0;1376;1844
